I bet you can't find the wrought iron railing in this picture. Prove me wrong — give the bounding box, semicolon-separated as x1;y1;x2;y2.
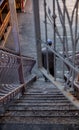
0;49;36;104
33;0;79;107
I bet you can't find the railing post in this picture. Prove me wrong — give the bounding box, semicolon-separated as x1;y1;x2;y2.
44;0;49;74
32;0;42;68
62;0;66;80
53;0;56;80
8;0;25;93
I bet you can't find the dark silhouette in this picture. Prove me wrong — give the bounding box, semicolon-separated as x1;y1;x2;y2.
42;39;54;81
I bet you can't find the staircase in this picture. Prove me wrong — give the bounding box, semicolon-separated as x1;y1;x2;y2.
0;78;79;124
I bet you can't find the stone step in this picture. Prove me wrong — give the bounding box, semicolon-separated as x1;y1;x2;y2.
24;93;64;97
4;110;79;117
9;102;73;106
21;96;67;100
25;92;63;94
1;79;79;124
8;104;76;111
14;99;70;103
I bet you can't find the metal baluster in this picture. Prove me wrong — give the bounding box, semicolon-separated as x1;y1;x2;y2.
62;0;66;81
0;52;6;83
53;0;56;80
75;1;78;53
62;0;75;88
3;53;9;84
72;0;79;88
44;0;49;74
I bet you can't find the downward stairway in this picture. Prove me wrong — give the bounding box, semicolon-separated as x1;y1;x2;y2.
0;78;79;124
